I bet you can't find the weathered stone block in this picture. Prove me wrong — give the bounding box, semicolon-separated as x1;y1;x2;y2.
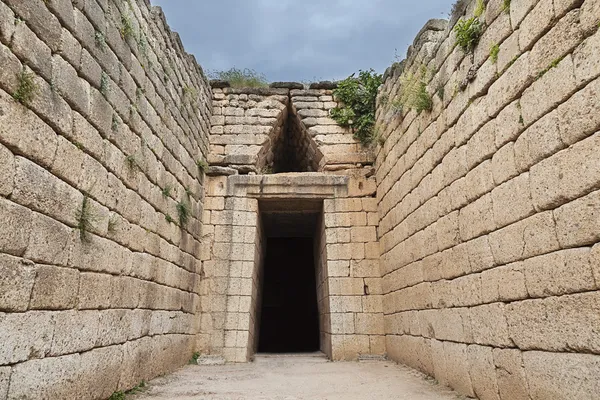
50;310;99;356
554;190;600;248
523;351;600;400
459;193;496;241
0;311;54;364
467;344;501;400
443;341;475;397
0;197;32;257
470;303;513;347
491;173;535;228
30;265;79;310
77;272;113;309
493;348;530;400
0;254;35;312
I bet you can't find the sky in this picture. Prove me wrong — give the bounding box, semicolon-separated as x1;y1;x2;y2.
151;0;453;82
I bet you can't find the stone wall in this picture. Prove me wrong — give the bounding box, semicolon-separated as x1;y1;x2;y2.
0;0;211;398
375;0;600;399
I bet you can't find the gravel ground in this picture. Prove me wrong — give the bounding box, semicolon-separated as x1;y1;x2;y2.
132;354;465;400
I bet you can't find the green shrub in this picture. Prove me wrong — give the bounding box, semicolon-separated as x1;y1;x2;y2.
330;69;383;145
177;201;190;227
474;0;486;18
208;68;268;88
502;0;511;13
454;17;483;53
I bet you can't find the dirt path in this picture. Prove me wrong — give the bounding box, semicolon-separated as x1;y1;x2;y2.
132;354;464;400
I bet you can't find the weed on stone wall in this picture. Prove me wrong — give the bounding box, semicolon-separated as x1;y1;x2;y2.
208;68;268;88
196;159;208;174
390;67;433;115
76;195;96;242
454;17;483;53
502;0;511;13
177;200;190;227
189;352;201;365
330;69;383;145
120;14;135;41
13;70;38;105
474;0;486;18
161;186;171;198
490;43;500;64
109;381;146;400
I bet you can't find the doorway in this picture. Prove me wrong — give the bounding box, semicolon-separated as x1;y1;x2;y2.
256;201;322;354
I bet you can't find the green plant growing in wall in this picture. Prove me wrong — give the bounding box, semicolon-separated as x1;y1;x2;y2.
502;0;511;13
107;215;118;234
474;0;486;18
176;200;190;227
125;154;138;172
436;83;445;100
161;185;171;198
208;67;269;88
196;159;208;173
490;43;500;64
100;72;109;97
414;82;433;113
189;352;201;365
94;31;107;51
120;14;135;41
330;69;383;145
13;70;38;105
111;114;120;132
77;195;96;242
165;214;176;224
454;17;483;53
391;67;433;115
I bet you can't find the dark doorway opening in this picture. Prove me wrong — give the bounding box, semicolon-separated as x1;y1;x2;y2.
257;237;320;353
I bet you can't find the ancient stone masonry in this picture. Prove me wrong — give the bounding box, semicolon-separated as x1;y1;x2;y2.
0;0;211;398
1;0;599;398
375;0;600;399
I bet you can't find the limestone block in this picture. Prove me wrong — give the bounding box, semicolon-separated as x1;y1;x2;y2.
78;272;113;309
324;198;362;213
467;345;501;400
365;242;379;259
466;235;495;273
325;227;351;244
331;334;370;361
554;190;600;248
355;313;384;335
523;351;600;400
330;313;355;334
524;248;595;297
0;43;20;95
491;173;535;228
11;21;52;81
465;160;495;202
494;100;523;148
50;310;99;356
489;211;559;265
581;0;600;33
493;348;530;400
515;111;565;172
521;55;577;126
30;265;79;310
497;32;521;73
77;345;122;399
436;211;460;251
443;341;475;397
0;90;58;168
0;254;35;312
96;309;131;347
466;123;496;171
480;263;528;303
7;353;80;399
0;1;15;44
350;226;376;243
24;212;71;266
518;0;555;51
470;303;513;347
386;335;434;375
327;260;350;277
0;311;54;364
592;244;600;289
491;142;518;186
506;292;600;353
487;53;535;117
325;212;367;228
329;278;365;296
429;308;472;342
557;77;600;145
441;146;468;187
459;193;496;241
350;259;380;278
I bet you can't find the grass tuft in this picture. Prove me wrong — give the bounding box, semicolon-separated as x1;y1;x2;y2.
189;352;201;365
196;159;208;173
208;67;268;88
474;0;485;18
454;17;483;54
176;201;190;227
77;195;96;243
490;43;500;64
13;70;38;105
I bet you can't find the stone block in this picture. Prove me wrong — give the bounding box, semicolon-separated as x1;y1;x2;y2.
554;190;600;248
77;345;122;399
10;19;52;81
506;292;600;353
459;193;496;241
0;311;54;364
514;111;564;173
7;353;80;399
489;211;559;265
467;345;500;400
30;265;79;310
331;334;370;361
330;313;355;334
491;173;535;228
580;0;600;33
78;272;113;309
96;309;131;347
52;54;90;115
350;259;380;278
355;313;384;335
0;43;20;95
470;303;513;347
520;55;577;126
466;235;495;273
480;263;528;303
493;348;530;400
0;254;35;312
443;341;475;397
518;0;555;51
24;212;71;266
523;248;595;297
557;77;600;146
50;310;99;356
487;53;534;117
523;351;600;400
494;100;523;148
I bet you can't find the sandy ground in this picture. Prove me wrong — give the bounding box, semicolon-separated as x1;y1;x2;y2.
132;354;465;400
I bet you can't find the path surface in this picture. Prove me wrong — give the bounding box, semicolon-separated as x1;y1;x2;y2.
133;354;464;400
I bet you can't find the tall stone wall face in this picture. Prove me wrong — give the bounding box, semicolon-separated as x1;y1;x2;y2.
375;0;600;398
0;0;211;398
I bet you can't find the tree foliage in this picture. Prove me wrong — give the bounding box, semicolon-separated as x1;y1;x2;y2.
330;69;383;145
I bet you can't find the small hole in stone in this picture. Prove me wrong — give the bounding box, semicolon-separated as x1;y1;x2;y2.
358;182;364;190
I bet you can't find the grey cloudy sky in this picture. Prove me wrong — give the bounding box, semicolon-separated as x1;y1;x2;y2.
151;0;453;82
